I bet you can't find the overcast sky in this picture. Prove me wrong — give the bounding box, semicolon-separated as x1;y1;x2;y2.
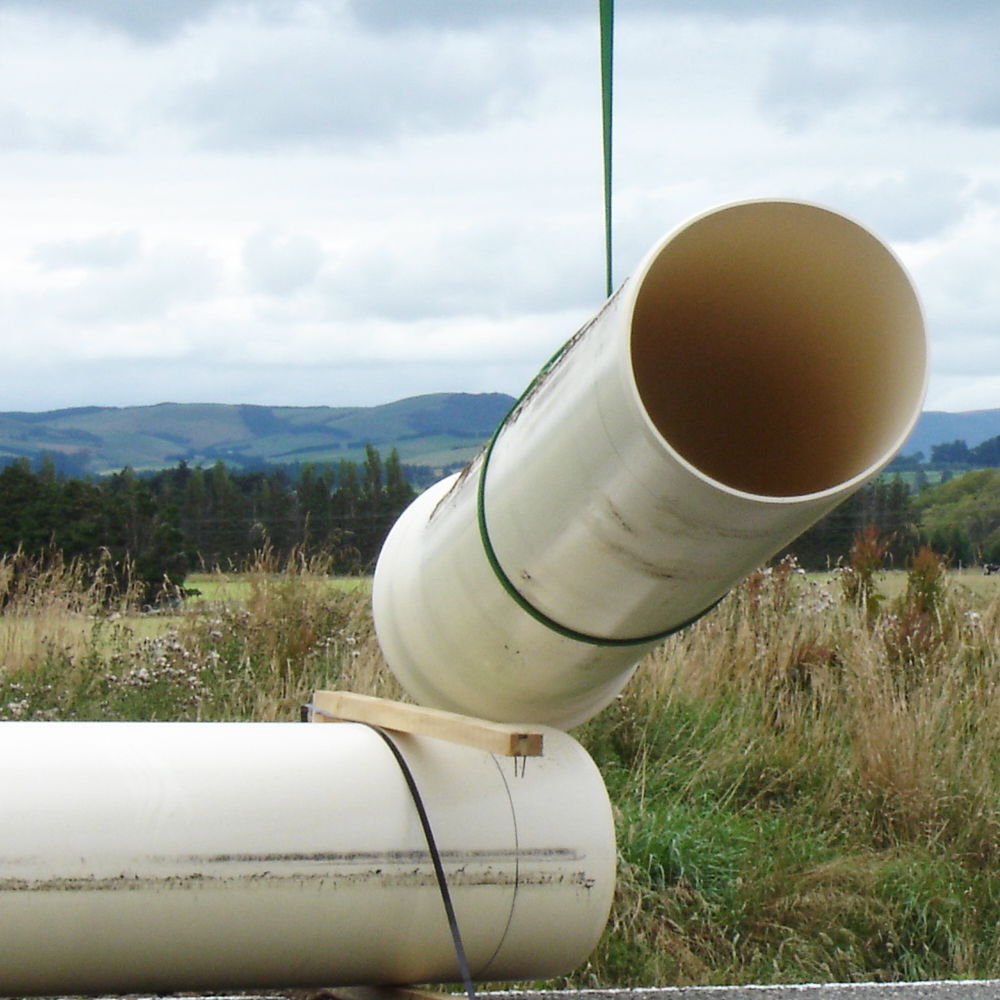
0;0;997;414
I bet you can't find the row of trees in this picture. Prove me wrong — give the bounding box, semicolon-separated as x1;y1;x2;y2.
786;469;1000;569
4;443;999;605
908;467;1000;566
891;433;1000;472
928;437;1000;468
145;444;414;570
0;446;416;603
780;478;916;570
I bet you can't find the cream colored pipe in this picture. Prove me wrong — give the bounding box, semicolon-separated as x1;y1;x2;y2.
0;721;614;996
373;199;928;729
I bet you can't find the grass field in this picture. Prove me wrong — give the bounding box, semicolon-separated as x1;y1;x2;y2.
183;569;371;604
2;549;1000;987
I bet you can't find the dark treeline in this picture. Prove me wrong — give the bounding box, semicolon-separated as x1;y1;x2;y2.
0;445;416;603
0;441;986;605
928;436;1000;468
786;473;1000;569
6;447;456;491
891;432;1000;473
160;444;415;570
781;478;920;570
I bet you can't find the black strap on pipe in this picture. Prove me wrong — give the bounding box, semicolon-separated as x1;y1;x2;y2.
304;705;477;1000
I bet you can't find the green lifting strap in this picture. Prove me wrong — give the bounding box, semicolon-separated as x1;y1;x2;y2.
600;0;614;298
474;2;721;646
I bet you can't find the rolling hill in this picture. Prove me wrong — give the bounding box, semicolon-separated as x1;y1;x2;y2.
0;393;516;476
0;392;993;479
901;408;1000;459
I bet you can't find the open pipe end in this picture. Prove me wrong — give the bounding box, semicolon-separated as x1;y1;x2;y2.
630;200;927;499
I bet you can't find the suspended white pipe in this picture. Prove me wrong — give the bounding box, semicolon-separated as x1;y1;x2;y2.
373;199;928;729
0;721;614;996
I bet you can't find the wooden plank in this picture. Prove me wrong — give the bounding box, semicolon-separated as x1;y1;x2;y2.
310;690;544;757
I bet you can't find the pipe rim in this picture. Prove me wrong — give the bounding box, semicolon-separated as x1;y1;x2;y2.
623;197;928;504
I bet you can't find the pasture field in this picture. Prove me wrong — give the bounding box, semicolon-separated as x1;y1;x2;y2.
183;569;371;605
2;551;1000;987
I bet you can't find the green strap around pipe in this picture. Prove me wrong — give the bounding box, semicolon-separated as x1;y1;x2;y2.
600;0;614;298
476;342;723;648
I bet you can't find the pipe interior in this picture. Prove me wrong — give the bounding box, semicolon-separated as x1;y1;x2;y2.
630;202;926;498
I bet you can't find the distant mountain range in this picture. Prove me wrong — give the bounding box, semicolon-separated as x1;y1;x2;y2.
0;393;516;477
0;393;992;478
901;409;1000;459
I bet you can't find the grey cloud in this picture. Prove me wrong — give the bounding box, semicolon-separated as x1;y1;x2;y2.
932;335;1000;377
33;231;143;271
0;107;34;151
346;0;1000;138
243;228;324;296
0;0;233;41
349;0;1000;32
349;0;581;32
710;0;999;16
759;43;874;132
325;223;601;322
173;29;534;149
759;18;1000;131
2;0;997;43
0;106;109;154
55;248;220;324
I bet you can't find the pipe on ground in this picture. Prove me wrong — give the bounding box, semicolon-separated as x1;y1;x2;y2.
373;199;928;728
0;721;614;996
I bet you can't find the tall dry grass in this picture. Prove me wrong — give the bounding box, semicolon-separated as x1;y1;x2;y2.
0;548;146;679
178;544;400;720
3;542;1000;984
636;554;1000;860
570;553;1000;985
0;545;392;722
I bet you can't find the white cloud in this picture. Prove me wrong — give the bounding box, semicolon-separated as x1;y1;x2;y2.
321;219;601;322
0;240;222;372
813;171;971;243
51;246;221;325
242;227;324;296
33;231;143;271
170;10;536;150
0;0;995;415
926;375;1000;413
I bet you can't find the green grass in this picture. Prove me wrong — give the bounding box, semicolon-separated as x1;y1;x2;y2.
183;570;370;604
805;567;1000;600
5;551;1000;986
570;686;1000;985
552;555;1000;986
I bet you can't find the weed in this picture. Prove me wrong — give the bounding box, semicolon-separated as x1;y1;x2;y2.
840;526;892;620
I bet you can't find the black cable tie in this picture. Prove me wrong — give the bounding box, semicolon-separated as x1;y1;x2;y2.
304;704;478;1000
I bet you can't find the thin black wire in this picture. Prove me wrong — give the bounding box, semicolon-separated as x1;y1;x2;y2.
305;705;477;1000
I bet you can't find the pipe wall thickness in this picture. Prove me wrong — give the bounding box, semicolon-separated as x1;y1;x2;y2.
373;200;928;728
0;721;615;996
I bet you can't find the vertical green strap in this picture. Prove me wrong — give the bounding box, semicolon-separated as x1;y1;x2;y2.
599;0;614;298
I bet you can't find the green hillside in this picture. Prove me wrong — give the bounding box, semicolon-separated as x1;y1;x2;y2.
0;393;515;476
